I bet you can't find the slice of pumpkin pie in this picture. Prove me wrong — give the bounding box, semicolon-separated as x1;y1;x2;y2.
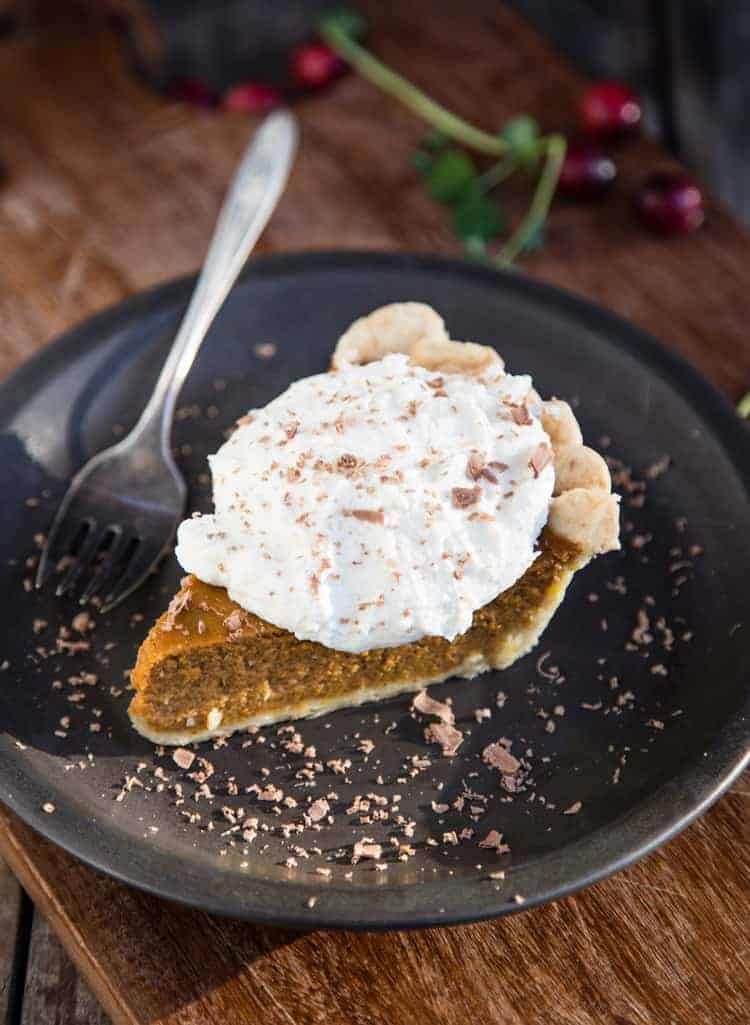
129;303;619;744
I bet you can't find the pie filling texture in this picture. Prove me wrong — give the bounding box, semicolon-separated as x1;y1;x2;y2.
129;303;620;744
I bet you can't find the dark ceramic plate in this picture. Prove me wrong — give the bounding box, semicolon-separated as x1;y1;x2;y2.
0;253;748;929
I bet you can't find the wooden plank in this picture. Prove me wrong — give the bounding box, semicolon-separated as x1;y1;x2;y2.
0;2;748;1024
0;858;26;1025
19;911;110;1025
1;783;748;1025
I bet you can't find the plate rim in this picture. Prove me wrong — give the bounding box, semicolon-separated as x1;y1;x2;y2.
1;249;748;930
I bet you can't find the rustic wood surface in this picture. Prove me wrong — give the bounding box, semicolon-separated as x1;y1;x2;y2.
0;2;748;1024
0;858;26;1024
17;887;109;1025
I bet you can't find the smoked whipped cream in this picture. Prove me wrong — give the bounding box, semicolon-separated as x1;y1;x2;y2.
176;353;555;653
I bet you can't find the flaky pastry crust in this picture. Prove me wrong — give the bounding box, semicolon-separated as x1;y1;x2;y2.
331;302;620;557
332;302;504;376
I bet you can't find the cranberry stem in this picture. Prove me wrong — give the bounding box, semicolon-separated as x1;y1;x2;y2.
320;20;511;156
494;134;566;265
319;17;566;265
476;152;519;192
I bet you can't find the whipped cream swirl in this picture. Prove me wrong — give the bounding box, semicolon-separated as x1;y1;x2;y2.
176;353;554;653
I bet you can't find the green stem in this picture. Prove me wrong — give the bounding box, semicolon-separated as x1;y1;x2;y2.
320;22;511;157
493;133;566;266
737;390;750;418
476;152;519;193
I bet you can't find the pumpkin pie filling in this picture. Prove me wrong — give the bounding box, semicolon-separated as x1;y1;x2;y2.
129;303;620;744
130;529;582;742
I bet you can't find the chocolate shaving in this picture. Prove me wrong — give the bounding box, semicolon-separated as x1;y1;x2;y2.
478;829;510;853
412;689;455;725
253;342;277;359
223;609;246;633
308;798;330;822
645;455;671;480
451;486;481;509
161;588;192;631
425;722;464;757
509;403;533;426
336;453;359;474
482;741;520;775
343;508;385;525
529;443;553;478
631;608;653;646
489;460;508;472
257;784;284;802
351;838;382;864
71;611;94;634
466;453;485;481
172;748;195;771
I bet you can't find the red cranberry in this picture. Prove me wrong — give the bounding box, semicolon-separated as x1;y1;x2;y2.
634;172;705;234
558;140;616;199
167;77;215;108
577;81;641;139
291;40;345;89
222;82;284;114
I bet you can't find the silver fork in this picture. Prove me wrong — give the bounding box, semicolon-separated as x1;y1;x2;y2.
36;110;298;613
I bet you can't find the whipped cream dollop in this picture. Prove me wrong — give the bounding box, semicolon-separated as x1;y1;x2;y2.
176;353;554;653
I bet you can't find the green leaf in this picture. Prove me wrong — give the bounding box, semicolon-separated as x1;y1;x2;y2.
500;115;540;165
413;149;434;174
738;390;750;418
422;129;449;151
463;236;489;261
425;149;477;203
317;8;367;41
453;185;504;241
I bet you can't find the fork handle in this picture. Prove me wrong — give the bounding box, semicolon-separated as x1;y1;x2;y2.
132;110;298;449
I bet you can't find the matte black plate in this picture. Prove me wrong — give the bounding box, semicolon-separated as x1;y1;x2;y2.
1;253;748;930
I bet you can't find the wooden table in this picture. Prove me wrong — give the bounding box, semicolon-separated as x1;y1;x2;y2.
1;3;748;1023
